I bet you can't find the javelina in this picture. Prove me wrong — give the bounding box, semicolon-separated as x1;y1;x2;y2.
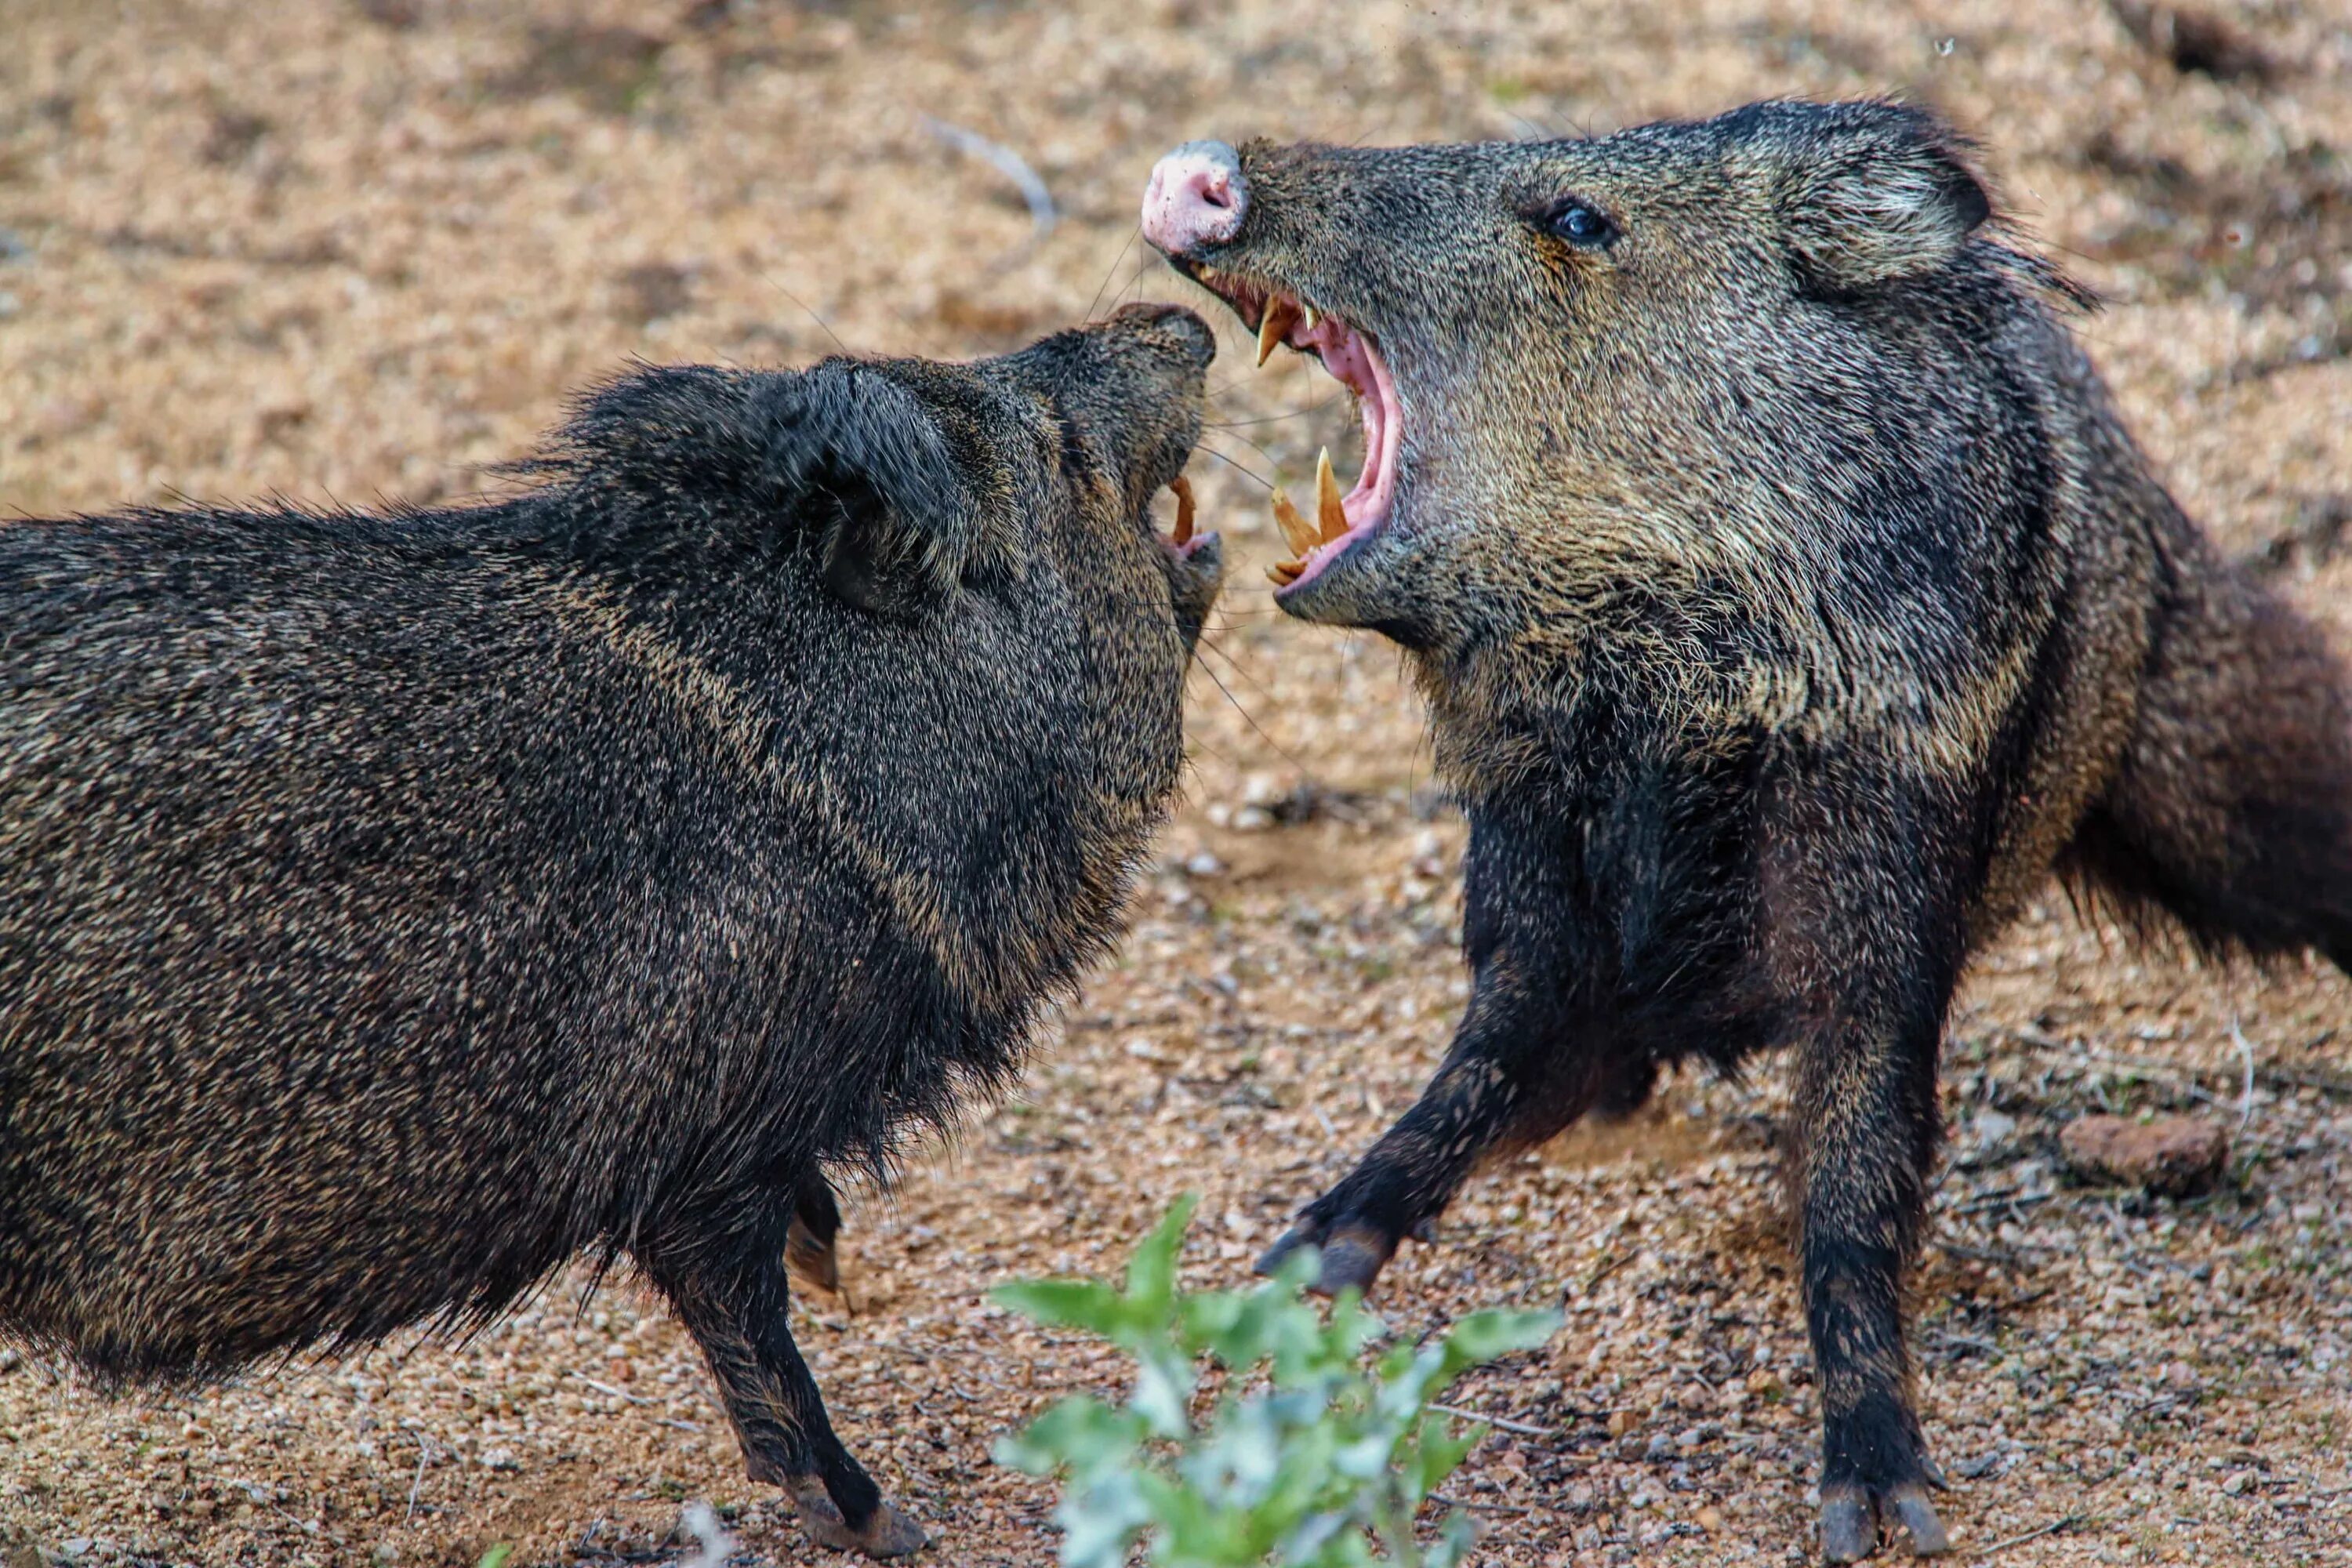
0;302;1225;1557
1141;101;2352;1560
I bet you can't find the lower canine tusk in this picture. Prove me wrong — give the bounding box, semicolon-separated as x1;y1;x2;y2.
1314;447;1347;543
1270;488;1317;556
1168;475;1196;545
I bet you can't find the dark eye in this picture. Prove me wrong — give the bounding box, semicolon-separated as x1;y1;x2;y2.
1549;199;1617;248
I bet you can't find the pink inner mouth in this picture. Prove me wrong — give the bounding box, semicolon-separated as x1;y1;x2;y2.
1286;310;1400;590
1200;275;1403;592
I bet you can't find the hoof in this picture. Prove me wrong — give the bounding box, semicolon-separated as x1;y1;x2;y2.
1820;1482;1951;1562
790;1481;928;1559
1254;1219;1396;1296
786;1217;843;1294
1253;1223;1313;1278
1820;1486;1878;1563
1310;1223;1396;1296
1888;1485;1951;1556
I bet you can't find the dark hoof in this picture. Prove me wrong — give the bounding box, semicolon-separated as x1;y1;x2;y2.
790;1481;928;1559
1820;1482;1951;1562
1310;1224;1396;1296
1889;1485;1951;1555
1254;1219;1396;1297
1253;1223;1313;1278
786;1214;843;1294
1821;1486;1878;1563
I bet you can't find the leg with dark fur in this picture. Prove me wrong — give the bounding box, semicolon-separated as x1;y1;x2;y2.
1791;1009;1951;1561
1763;773;1965;1562
2068;551;2352;970
1254;966;1646;1293
641;1233;925;1559
1257;802;1667;1295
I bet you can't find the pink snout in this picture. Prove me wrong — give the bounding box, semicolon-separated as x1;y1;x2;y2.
1141;140;1248;256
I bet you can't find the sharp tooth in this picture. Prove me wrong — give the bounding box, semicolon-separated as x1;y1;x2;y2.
1301;303;1319;332
1255;296;1302;367
1168;475;1196;545
1266;560;1303;586
1270;487;1317;556
1314;447;1348;543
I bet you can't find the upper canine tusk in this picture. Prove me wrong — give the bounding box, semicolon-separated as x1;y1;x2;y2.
1256;297;1303;367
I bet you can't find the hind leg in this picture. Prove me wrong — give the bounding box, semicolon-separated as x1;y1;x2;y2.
641;1235;925;1559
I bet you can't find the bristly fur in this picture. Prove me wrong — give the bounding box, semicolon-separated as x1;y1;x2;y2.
1154;98;2352;1559
0;303;1226;1557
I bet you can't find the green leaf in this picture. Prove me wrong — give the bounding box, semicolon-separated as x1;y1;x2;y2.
476;1548;514;1568
1439;1307;1560;1372
990;1395;1142;1478
1405;1411;1483;1503
992;1277;1126;1335
1123;1192;1199;1318
989;1204;1551;1568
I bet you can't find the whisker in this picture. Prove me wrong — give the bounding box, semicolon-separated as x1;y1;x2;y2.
1199;423;1294;476
1203;394;1344;430
1186;648;1315;776
755;270;851;355
1087;227;1143;321
1191;444;1274;492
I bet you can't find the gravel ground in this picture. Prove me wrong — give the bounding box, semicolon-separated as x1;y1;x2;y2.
2;2;2349;1565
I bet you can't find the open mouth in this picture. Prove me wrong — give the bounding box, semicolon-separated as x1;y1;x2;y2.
1178;264;1400;592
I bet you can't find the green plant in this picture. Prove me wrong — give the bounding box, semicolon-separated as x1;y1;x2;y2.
992;1197;1560;1567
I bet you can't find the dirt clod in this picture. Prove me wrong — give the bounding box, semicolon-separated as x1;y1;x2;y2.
2059;1112;2231;1196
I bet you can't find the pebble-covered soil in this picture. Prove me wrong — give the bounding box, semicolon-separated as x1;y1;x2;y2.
2;2;2348;1565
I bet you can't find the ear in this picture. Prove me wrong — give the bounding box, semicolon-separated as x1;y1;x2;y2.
771;363;982;619
1766;102;1993;292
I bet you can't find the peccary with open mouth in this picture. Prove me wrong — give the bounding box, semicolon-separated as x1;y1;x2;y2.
0;302;1225;1558
1144;102;2352;1561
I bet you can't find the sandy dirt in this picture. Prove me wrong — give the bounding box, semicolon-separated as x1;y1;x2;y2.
2;1;2349;1564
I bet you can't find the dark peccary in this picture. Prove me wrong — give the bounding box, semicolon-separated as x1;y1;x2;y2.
1139;101;2352;1561
0;303;1225;1558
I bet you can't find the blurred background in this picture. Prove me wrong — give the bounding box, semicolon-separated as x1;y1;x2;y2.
2;2;2347;1565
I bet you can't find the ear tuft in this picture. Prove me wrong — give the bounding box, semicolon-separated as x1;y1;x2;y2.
1754;100;1994;292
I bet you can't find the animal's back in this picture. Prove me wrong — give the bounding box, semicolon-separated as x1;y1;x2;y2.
0;505;831;1377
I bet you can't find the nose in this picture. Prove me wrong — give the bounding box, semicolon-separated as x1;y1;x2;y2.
1140;140;1248;256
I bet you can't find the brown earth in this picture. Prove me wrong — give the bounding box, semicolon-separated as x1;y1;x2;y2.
2;2;2349;1565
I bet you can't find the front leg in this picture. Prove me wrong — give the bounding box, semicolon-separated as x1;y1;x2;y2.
1254;964;1632;1294
1764;776;1968;1562
1258;789;1693;1297
1251;973;1599;1298
638;1226;926;1559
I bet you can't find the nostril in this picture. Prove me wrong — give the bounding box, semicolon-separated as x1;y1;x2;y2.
1141;140;1249;256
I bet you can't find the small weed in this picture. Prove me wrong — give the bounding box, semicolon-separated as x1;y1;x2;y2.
993;1196;1559;1566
